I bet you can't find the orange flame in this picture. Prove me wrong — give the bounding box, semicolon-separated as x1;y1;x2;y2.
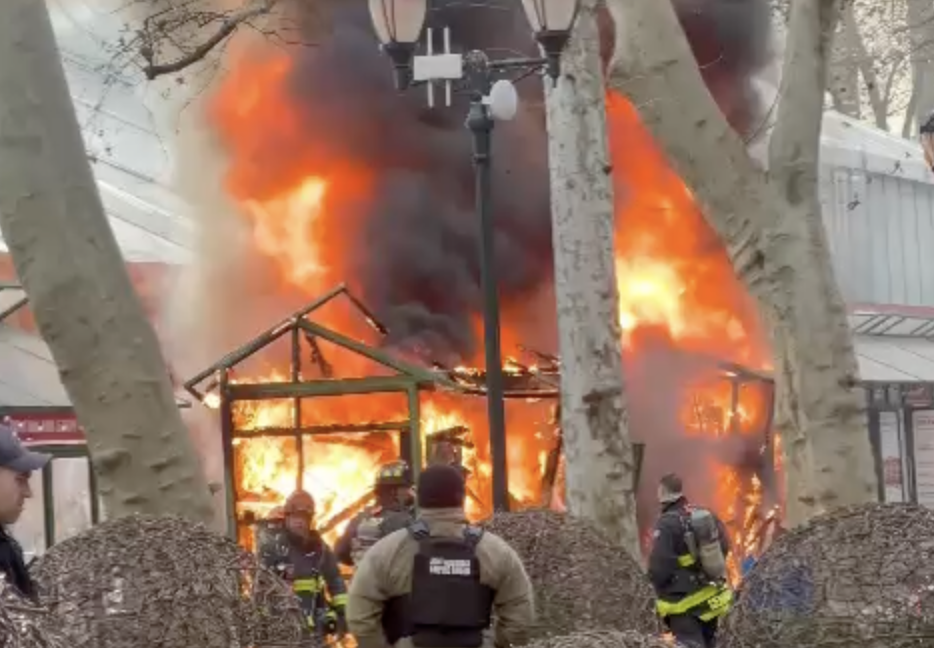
207;52;776;564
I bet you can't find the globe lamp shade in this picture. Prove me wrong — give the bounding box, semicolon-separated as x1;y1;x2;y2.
922;112;934;172
369;0;428;45
520;0;579;34
368;0;427;90
519;0;581;79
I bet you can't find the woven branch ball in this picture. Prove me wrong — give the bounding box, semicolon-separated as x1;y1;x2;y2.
0;582;65;648
720;503;934;648
32;514;306;648
523;630;684;648
482;510;659;640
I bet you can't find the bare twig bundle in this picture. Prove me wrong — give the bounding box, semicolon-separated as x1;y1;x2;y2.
0;581;65;648
720;503;934;648
481;510;659;640
522;630;682;648
32;514;305;648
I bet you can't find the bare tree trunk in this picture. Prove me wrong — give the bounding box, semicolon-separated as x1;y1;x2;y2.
606;0;877;527
828;5;861;118
907;0;934;127
0;0;215;523
839;4;888;130
545;0;640;558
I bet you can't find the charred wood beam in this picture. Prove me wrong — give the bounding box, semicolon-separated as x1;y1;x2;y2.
297;319;443;385
231;421;410;437
540;433;563;505
453;387;560;399
343;288;389;336
517;345;561;369
228;376;419;400
302;332;333;378
184;284;347;399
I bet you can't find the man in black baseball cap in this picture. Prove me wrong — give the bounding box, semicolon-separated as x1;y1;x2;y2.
0;423;50;600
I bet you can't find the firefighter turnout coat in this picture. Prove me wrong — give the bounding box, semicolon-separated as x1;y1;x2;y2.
262;530;348;632
347;507;535;648
334;503;416;566
648;500;732;622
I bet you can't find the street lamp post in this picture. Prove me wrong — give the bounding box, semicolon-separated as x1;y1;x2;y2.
369;0;579;512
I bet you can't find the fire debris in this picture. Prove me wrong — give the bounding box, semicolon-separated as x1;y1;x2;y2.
0;583;64;648
433;350;560;397
481;510;659;640
425;425;473;468
32;515;305;648
522;631;682;648
720;503;934;648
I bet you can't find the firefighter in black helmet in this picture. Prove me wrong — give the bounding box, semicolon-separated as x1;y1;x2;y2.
334;460;416;567
263;489;348;639
649;473;733;648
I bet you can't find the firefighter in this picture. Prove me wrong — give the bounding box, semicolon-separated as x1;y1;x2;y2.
648;473;733;648
263;489;348;639
334;460;416;567
347;464;535;648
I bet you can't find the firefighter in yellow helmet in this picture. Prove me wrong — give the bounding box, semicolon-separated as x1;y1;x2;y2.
263;489;348;640
334;460;416;567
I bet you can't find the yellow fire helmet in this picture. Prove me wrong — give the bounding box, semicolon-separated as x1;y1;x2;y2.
283;489;316;517
376;460;412;488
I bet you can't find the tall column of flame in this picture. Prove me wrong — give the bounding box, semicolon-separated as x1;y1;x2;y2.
204;55;777;562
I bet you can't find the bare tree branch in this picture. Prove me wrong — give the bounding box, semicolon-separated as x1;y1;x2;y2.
137;0;280;80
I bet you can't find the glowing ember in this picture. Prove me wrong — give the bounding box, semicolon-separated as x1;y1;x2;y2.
206;51;777;567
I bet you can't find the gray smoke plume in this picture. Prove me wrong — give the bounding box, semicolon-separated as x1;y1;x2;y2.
230;0;776;365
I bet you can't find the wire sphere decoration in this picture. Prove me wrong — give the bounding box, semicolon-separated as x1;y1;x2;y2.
32;514;307;648
0;579;65;648
720;503;934;648
481;509;660;641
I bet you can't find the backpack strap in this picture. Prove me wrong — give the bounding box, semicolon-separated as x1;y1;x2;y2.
407;521;484;548
408;520;431;541
462;525;484;549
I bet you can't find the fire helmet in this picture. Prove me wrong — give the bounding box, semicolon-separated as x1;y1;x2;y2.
376;460;412;488
267;505;285;521
283;489;316;517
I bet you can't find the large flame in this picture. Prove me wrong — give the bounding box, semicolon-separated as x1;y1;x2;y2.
207;52;777;574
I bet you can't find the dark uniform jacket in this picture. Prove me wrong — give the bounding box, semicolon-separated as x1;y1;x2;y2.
648;499;730;601
0;527;36;601
263;530;348;627
334;503;415;566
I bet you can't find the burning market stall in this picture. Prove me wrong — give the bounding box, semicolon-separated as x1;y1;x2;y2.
185;284;444;546
186;285;778;571
184;285;575;549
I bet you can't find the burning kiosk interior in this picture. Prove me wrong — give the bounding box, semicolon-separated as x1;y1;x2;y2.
185;285;779;575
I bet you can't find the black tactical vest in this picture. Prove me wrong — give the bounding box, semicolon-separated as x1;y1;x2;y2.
384;520;494;648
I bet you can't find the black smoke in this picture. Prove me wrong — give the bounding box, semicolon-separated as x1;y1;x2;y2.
278;0;774;364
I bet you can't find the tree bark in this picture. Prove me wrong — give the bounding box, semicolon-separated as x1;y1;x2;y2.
840;3;887;130
545;0;641;559
606;0;878;527
907;0;934;127
828;5;861;119
0;0;215;523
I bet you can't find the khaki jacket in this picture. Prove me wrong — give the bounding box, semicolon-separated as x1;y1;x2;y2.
347;508;535;648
